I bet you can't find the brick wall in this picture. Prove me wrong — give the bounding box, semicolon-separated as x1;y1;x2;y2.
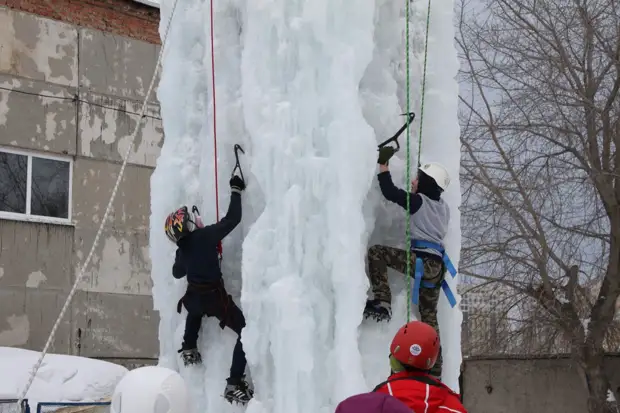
1;0;161;44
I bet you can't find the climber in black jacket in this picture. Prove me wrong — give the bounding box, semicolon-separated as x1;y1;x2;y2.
164;172;253;405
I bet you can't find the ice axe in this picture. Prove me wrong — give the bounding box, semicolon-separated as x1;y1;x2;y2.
377;112;416;152
231;144;246;184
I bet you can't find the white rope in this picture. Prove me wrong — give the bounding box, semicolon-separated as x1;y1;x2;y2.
17;0;181;408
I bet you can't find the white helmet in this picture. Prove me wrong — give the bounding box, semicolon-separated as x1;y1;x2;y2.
419;162;450;191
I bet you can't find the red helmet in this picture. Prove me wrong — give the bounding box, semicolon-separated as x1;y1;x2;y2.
390;321;440;370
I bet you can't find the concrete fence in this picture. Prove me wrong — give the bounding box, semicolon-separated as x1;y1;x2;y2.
462;354;620;413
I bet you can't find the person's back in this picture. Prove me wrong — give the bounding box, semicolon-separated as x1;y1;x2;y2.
374;370;465;413
174;228;225;284
411;193;450;258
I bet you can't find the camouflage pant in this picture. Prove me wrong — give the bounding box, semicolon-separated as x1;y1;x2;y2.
367;244;445;378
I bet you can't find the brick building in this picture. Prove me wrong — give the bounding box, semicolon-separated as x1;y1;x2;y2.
0;0;163;364
3;0;161;44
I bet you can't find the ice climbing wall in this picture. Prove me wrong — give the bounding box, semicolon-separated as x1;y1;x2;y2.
150;0;462;412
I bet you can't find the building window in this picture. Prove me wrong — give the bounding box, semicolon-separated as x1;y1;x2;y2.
0;147;72;224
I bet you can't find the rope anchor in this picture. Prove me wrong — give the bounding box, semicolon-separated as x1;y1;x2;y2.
231;144;246;184
377;112;416;152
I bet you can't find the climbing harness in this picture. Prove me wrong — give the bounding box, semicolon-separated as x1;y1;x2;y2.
17;0;182;409
411;241;458;308
377;112;416;152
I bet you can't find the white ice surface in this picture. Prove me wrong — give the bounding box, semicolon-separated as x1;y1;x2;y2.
0;347;127;409
150;0;461;412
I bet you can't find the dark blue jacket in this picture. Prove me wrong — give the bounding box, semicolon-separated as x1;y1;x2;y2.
172;192;241;284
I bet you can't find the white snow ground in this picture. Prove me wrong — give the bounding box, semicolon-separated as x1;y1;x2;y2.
150;0;461;412
0;347;127;409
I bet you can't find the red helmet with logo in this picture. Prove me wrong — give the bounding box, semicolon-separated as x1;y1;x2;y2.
390;321;440;370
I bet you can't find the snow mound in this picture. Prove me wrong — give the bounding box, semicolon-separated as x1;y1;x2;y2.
0;347;127;407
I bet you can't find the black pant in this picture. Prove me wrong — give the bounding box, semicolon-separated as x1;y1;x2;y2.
178;280;247;382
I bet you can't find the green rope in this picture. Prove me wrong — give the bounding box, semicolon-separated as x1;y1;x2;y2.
405;0;412;322
406;0;433;323
418;0;432;166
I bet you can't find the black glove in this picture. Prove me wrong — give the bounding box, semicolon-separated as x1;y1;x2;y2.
230;175;246;192
378;146;396;165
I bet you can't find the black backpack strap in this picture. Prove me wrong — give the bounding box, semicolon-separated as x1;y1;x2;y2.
372;375;443;392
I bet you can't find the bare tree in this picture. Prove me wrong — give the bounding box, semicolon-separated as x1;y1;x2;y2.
456;0;620;410
0;152;28;213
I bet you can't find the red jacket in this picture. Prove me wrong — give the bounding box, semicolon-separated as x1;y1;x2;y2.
373;371;467;413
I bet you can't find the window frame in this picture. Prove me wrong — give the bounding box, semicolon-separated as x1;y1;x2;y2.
0;146;74;226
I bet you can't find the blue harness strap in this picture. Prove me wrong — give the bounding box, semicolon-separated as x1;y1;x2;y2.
441;280;457;307
412;258;437;305
410;240;458;308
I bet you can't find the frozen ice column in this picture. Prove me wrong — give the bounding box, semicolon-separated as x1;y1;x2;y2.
238;1;377;413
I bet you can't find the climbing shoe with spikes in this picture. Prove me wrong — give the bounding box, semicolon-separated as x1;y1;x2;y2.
179;348;202;366
224;377;253;405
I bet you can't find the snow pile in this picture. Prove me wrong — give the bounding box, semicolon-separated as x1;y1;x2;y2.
0;347;127;408
150;0;461;412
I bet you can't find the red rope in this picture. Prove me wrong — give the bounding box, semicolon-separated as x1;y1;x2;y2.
209;0;222;257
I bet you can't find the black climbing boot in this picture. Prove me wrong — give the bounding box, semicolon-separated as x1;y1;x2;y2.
179;348;202;366
224;376;253;405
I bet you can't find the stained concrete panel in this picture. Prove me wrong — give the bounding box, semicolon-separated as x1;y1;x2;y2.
74;227;152;295
79;28;160;103
463;358;588;413
0;288;71;353
72;157;151;230
71;290;158;358
71;158;152;295
0;219;74;290
77;90;163;166
0;7;78;87
0;74;77;155
0;5;164;360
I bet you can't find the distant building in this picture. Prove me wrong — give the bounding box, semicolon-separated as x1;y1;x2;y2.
0;0;162;364
459;282;512;356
